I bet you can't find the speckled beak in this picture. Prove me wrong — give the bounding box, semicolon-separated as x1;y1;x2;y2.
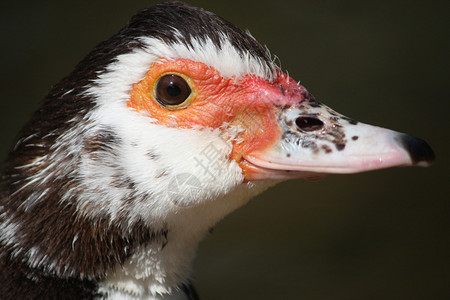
243;98;435;180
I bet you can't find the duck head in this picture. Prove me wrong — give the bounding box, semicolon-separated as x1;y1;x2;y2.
0;2;434;299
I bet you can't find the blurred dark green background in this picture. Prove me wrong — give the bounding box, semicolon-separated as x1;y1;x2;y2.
0;0;448;299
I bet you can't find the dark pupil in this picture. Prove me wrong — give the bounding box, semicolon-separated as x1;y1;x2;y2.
167;84;181;97
156;74;191;106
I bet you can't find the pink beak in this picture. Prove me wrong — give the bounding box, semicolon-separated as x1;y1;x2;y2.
243;97;434;180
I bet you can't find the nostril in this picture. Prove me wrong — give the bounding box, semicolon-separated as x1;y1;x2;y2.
295;117;324;131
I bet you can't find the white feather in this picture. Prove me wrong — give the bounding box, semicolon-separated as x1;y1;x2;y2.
79;35;278;297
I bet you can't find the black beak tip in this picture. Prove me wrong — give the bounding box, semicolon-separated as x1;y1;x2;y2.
396;134;435;166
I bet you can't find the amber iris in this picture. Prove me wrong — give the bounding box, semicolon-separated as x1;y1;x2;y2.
155;74;192;107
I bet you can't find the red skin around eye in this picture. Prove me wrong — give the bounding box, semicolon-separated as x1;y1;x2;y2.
127;58;309;178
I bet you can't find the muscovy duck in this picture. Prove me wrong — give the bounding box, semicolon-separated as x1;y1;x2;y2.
0;2;434;299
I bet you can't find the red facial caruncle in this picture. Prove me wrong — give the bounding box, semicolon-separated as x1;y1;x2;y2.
127;58;310;179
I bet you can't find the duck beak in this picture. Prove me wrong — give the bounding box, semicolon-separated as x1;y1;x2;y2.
238;93;435;181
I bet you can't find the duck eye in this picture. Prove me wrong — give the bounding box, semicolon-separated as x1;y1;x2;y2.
155;74;192;107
